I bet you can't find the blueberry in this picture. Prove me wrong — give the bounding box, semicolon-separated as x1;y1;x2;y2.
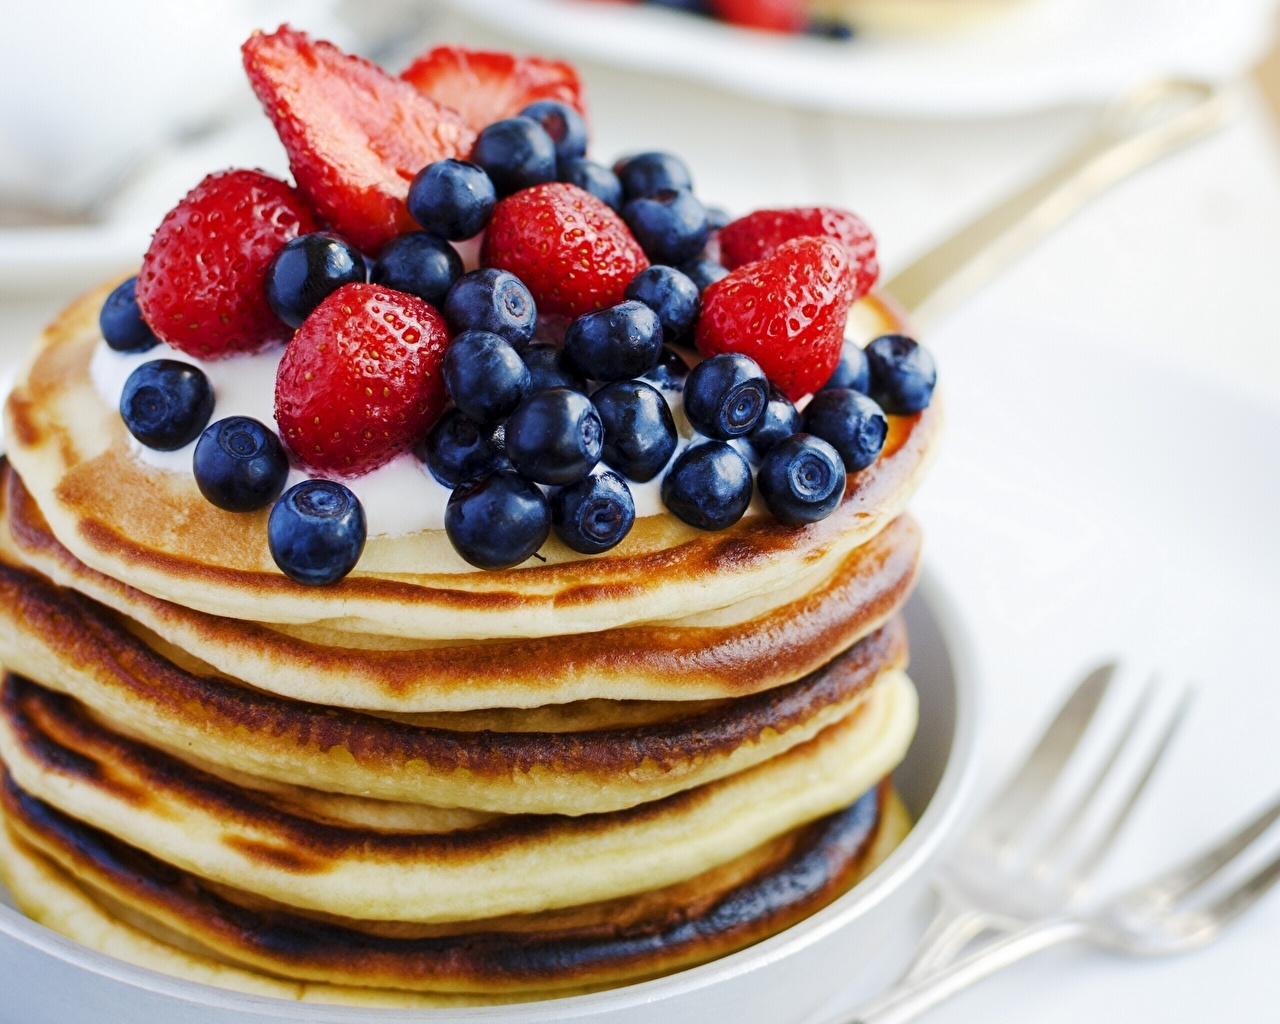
746;384;801;458
518;100;588;165
614;152;693;200
865;334;937;414
443;330;531;424
99;276;157;353
806;16;855;40
420;409;507;486
591;379;679;482
407;159;496;240
443;269;537;350
370;233;463;307
645;0;712;13
642;345;690;391
552;470;636;554
623;189;711;266
119;360;214;451
265;233;366;329
683;353;768;439
679;258;729;293
802;388;888;472
505;388;603;485
757;434;846;525
522;344;586;394
192;417;288;512
470;117;557;198
557;158;623;213
705;206;731;231
624;265;700;341
445;470;550;570
563;301;664;382
661;441;753;531
268;480;366;586
822;339;871;394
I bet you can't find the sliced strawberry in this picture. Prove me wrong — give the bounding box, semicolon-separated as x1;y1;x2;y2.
275;283;450;476
136;169;320;360
696;236;852;401
481;182;649;320
401;46;586;133
709;0;807;33
242;26;475;253
719;206;879;301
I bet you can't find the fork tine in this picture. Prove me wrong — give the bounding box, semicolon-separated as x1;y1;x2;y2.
1200;841;1280;928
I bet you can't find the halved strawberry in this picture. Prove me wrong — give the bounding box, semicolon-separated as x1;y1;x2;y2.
242;26;475;253
401;46;586;133
710;0;807;33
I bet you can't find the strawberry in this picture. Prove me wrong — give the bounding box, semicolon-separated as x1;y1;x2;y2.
135;169;320;360
242;26;475;253
719;206;879;301
481;182;649;320
696;236;852;402
400;46;586;133
709;0;807;33
275;284;450;476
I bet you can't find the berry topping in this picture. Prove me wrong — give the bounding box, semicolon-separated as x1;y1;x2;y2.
756;433;846;525
471;117;559;198
407;159;496;241
552;470;636;554
623;188;711;266
119;360;215;451
264;232;366;329
99;277;157;353
683;352;769;439
371;233;463;308
564;300;664;382
705;206;732;231
696;236;852;402
505;387;603;485
445;470;551;570
661;441;754;531
592;379;679;482
865;334;937;414
420;408;507;486
268;480;366;586
746;383;801;458
192;416;289;512
274;283;450;475
136;169;319;359
519;99;588;164
443;268;538;350
822;338;871;393
624;265;701;341
642;345;691;391
557;158;623;213
481;182;649;319
802;389;888;472
242;27;475;252
522;344;586;394
443;330;531;423
679;258;729;293
709;0;807;32
614;152;693;200
718;206;878;301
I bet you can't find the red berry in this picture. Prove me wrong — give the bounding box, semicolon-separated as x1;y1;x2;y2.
400;46;587;133
695;236;852;402
719;206;879;301
709;0;807;33
275;283;450;476
135;169;320;360
242;26;475;253
481;182;649;320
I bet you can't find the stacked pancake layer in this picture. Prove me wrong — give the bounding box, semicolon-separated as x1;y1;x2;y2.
0;286;940;1005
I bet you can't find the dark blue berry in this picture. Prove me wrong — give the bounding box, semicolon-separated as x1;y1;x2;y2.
557;158;623;213
521;344;586;394
757;434;846;525
679;258;729;293
407;159;496;240
443;330;530;424
443;269;537;351
642;346;690;391
806;16;855;40
866;334;937;414
552;470;635;554
563;301;664;382
683;353;768;439
802;389;888;472
370;233;463;307
614;152;693;200
823;339;871;393
99;276;157;353
705;206;731;230
505;388;603;485
591;379;679;482
624;265;700;341
661;441;753;531
192;417;288;512
746;384;801;458
445;470;550;570
623;189;710;266
519;100;588;164
471;117;557;198
644;0;712;13
264;233;366;329
119;360;214;451
420;409;507;486
268;480;366;586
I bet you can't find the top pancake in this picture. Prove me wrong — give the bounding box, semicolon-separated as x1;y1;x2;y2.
4;285;940;640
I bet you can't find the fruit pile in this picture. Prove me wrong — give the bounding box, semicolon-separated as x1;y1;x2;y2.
101;26;934;583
